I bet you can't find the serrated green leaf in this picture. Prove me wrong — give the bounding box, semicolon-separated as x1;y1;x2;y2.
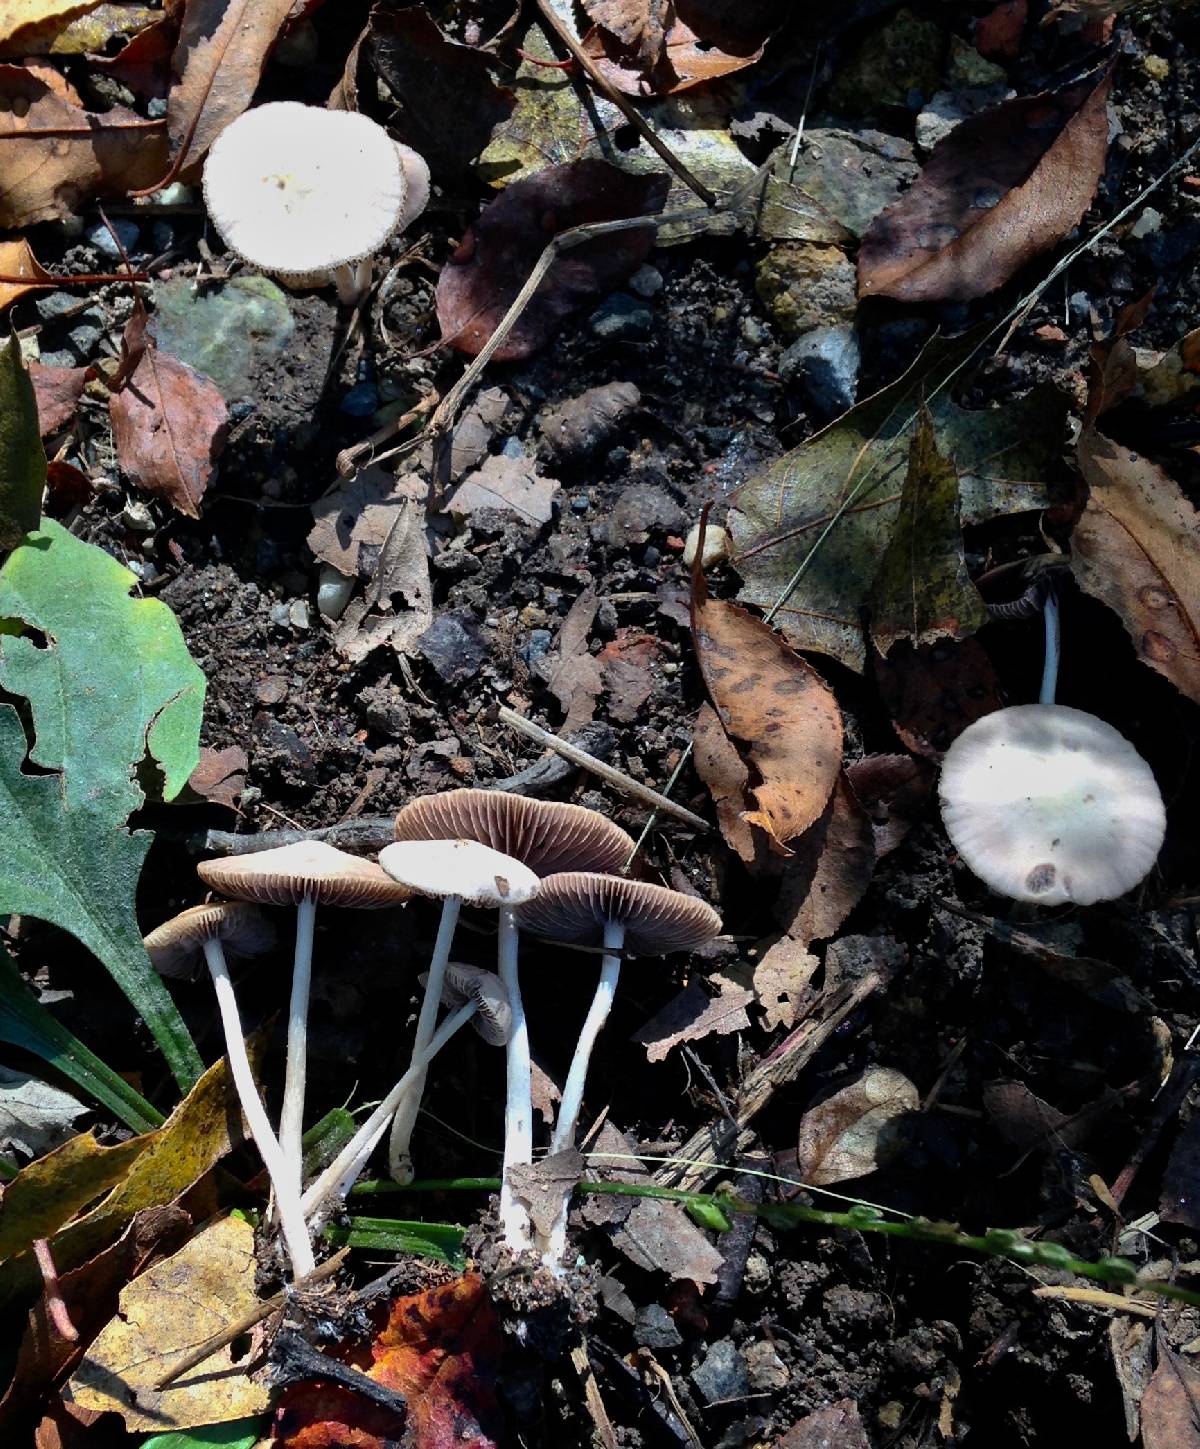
140;1420;265;1449
0;943;162;1133
0;520;205;1088
0;334;43;551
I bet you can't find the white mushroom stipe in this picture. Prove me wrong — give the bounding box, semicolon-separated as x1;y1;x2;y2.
497;903;533;1253
939;703;1166;906
1040;587;1060;705
202;938;315;1277
279;894;316;1196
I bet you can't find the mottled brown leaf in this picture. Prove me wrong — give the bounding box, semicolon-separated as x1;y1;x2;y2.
774;775;874;944
92;4;179;101
693;699;756;864
582;0;774;96
0;63;166;227
632;971;754;1063
874;637;1002;759
584;0;675;68
1141;1351;1200;1449
796;1066;918;1185
436;160;669;359
508;1150;584;1241
186;745;247;810
776;1399;871;1449
845;753;935;857
752;935;818;1031
108;312;228;518
858;67;1113;303
1072;429;1200;706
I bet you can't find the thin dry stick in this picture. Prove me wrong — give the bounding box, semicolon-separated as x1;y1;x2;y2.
497;706;709;831
153;1246;349;1390
32;1238;77;1343
534;0;716;206
335;390;439;478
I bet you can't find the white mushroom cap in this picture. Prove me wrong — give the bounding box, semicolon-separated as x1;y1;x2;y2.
379;838;540;907
202;101;416;279
939;703;1166;906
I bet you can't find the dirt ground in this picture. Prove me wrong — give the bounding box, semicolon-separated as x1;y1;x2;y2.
11;0;1200;1444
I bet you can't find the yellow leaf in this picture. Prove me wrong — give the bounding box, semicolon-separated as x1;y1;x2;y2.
0;0;106;51
0;239;52;314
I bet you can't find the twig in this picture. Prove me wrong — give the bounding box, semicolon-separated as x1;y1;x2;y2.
335;390;439;478
203;819;395;857
497;706;709;831
0;271;149;286
33;1238;77;1343
153;1247;349;1389
534;0;716;206
272;1326;409;1417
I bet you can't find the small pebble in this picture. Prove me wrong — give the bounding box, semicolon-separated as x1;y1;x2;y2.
316;564;355;621
151;222;175;253
122;498;154;533
146;97;167;119
340;382;379;417
628;264;664;299
67;324;102;359
35;292;81;323
589;293;653;342
36;349;77;369
86;218;139;259
288;599;311;631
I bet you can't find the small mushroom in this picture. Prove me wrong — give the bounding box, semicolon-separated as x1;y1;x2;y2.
390;789;634;1249
202;101;431;306
939;702;1166;906
197;841;411;1197
378;837;539;1242
517;871;721;1265
144;903;313;1277
300;964;511;1221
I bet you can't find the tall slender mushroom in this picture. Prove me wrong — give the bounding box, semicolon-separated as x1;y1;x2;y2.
378;838;539;1246
517;872;721;1266
301;963;511;1222
389;790;635;1247
144;903;314;1277
197;842;411;1197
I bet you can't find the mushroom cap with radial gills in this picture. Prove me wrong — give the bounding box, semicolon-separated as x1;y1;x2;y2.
516;872;722;956
144;901;277;979
393;788;635;877
198;840;413;909
419;962;512;1046
939;703;1166;907
379;838;540;908
202;101;425;281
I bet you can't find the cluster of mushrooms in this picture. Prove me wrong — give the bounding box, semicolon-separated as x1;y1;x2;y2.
144;790;721;1280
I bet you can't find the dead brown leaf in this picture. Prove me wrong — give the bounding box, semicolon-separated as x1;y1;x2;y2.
582;0;774;96
1085;287;1156;423
693;700;757;865
982;1080;1112;1153
535;586;604;732
775;1399;871;1449
0;239;52;312
752;935;819;1031
844;753;935;857
598;630;665;723
1141;1351;1200;1449
28;362;90;437
92;4;180;101
795;1066;918;1185
583;0;674;70
163;0;294;175
632;969;754;1063
436;159;669;359
508;1149;585;1241
874;637;1002;759
186;745;247;810
858;66;1113;303
0;63;166;227
1072;428;1200;706
774;775;874;945
447;453;560;528
692;575;842;855
109;312;228;518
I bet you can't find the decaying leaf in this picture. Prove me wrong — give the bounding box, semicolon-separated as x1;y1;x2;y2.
870;408;986;655
1071;429;1200;707
0;333;45;549
446;453;560;528
1161;1115;1200;1229
692;576;842;854
844;753;935;857
436;159;669;359
753;936;819;1031
508;1149;585;1241
598;630;665;723
69;1215;271;1431
774;775;875;945
0;62;166;227
535;586;604;732
775;1399;871;1449
476;24;583;186
0;1068;87;1161
163;0;295;175
874;637;1002;759
583;0;674;71
27;362;90;439
0;239;53;312
795;1066;919;1186
858;67;1113;302
92;5;178;100
580;0;774;97
1141;1350;1200;1449
982;1080;1108;1153
274;1273;503;1449
693;700;757;864
632;968;754;1063
185;745;247;810
109;313;228;519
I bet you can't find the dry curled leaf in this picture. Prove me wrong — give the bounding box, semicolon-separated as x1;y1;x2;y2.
0;239;52;312
0;62;166;228
508;1149;585;1241
632;970;754;1063
858;67;1113;303
28;362;90;438
92;5;179;101
535;586;604;733
1071;429;1200;707
795;1066;919;1186
774;775;875;946
844;753;935;857
436;159;669;359
693;699;757;864
581;0;774;96
447;453;560;528
1141;1351;1200;1449
186;745;248;810
752;935;819;1031
874;637;1002;759
692;569;842;854
109;312;228;518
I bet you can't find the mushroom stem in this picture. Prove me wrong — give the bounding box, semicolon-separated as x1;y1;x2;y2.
301;998;477;1222
332;258;372;307
203;939;316;1278
279;893;316;1193
386;895;462;1183
1039;585;1060;706
541;919;625;1267
497;903;533;1252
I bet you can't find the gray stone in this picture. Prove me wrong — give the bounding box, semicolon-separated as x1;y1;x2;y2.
1131;206;1164;240
288;599;312;631
146;97;167;119
151;221;175;253
756;242;856;341
783;128;919;239
35;292;81;323
151;275;295;398
780;324;860;418
67;324;102;359
691;1340;749;1405
599;480;686;545
628;264;664;299
416;611;488;684
36;349;77;369
828;7;943;111
589;293;653;342
916;84;1011;152
743;1340;789;1392
86;218;139;259
634;1303;682;1350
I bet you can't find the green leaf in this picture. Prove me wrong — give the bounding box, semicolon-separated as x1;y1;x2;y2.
140;1417;266;1449
0;520;205;1088
0;944;162;1132
324;1216;467;1267
870;407;988;655
0;335;44;551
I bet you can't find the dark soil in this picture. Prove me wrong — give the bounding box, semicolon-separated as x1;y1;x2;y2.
9;2;1200;1446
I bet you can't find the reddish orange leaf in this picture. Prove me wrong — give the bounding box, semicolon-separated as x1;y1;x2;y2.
0;238;52;312
28;362;90;438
